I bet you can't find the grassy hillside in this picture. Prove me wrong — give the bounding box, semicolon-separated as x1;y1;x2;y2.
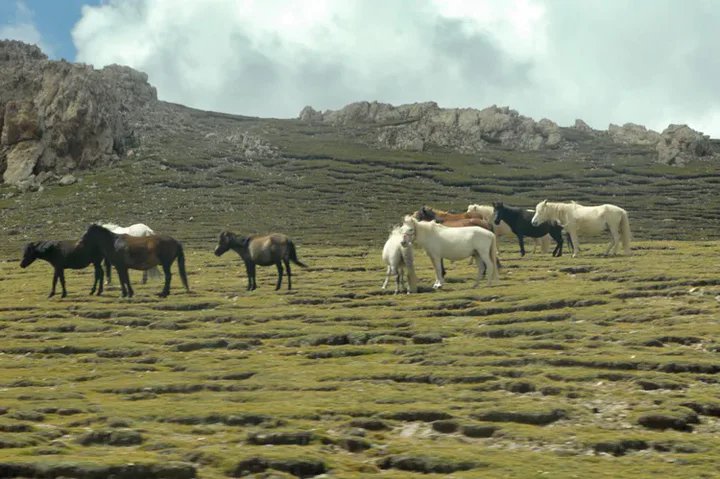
1;103;720;478
1;103;719;255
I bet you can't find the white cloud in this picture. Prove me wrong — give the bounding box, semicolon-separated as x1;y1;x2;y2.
0;1;53;56
73;0;720;136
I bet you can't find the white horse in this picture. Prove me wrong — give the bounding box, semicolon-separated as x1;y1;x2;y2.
401;215;498;289
101;223;161;284
467;204;550;254
381;226;417;294
531;200;631;257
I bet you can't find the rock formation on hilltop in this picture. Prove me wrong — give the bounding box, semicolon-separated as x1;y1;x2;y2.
301;102;717;165
299;101;562;153
0;40;157;188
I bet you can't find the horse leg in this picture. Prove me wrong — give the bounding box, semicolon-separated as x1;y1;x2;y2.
518;235;526;257
382;266;391;290
431;256;444;289
569;230;580;258
96;261;104;295
159;263;171;297
244;262;253;291
285;259;292;290
90;262;99;295
606;225;620;256
142;270;148;284
275;261;283;291
59;269;68;298
441;259;447;278
249;263;257;291
550;229;563;257
49;269;59;298
118;266;132;298
105;258;112;285
473;253;483;287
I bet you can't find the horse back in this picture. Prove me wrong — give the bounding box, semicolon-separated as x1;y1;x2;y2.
56;241;96;269
248;234;289;265
118;234;179;269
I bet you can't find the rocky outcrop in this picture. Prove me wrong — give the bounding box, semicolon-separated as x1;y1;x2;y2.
607;123;661;145
299;101;563;152
656;124;713;166
0;40;157;186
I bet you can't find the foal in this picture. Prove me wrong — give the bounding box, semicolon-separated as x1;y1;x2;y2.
20;240;104;298
81;224;189;298
215;231;306;291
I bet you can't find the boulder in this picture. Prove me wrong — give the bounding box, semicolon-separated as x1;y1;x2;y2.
608;123;661;145
656;124;713;166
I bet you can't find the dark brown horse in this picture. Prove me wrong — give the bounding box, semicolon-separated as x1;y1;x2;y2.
20;240;104;298
215;231;306;291
80;224;189;298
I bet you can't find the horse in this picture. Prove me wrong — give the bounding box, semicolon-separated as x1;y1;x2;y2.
215;231;306;291
531;200;631;257
400;215;498;289
382;226;417;294
19;240;104;298
80;224;189;297
492;202;568;257
467;204;550;253
102;223;161;285
415;206;493;231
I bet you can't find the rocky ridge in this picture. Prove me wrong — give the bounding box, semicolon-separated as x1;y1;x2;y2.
300;102;716;166
0;40;156;189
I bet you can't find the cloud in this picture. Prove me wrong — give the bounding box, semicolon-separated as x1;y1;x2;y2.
0;1;53;56
72;0;720;136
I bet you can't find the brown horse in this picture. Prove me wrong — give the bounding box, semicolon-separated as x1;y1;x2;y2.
20;240;104;298
415;206;494;231
80;224;189;298
215;231;306;291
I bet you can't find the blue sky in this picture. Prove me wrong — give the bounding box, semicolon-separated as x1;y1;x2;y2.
0;0;100;60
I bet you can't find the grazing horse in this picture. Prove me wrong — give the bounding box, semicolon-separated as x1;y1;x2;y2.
493;202;568;257
215;231;306;291
20;240;104;298
467;204;550;253
80;224;189;297
102;223;160;285
400;215;498;289
382;226;417;294
531;200;632;257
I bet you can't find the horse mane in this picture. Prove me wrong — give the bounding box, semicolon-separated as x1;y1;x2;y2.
425;206;450;215
389;225;403;237
101;222;120;230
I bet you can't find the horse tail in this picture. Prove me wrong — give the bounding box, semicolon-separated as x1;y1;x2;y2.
620;210;632;255
177;243;190;291
288;240;307;267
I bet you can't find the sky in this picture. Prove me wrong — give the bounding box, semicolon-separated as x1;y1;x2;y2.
1;0;720;137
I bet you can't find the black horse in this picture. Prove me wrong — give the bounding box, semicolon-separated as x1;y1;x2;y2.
80;224;189;298
493;202;570;257
20;240;104;298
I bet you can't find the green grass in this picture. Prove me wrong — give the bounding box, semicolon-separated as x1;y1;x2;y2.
1;240;719;478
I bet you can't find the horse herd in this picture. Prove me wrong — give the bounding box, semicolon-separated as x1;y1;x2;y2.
19;223;305;298
381;200;632;294
18;200;630;299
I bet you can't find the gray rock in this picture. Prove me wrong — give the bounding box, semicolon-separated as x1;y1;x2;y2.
58;174;76;186
656;124;713;166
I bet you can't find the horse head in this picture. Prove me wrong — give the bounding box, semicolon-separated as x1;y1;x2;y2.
531;200;549;226
215;231;233;256
492;202;504;225
20;242;40;268
400;216;416;247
